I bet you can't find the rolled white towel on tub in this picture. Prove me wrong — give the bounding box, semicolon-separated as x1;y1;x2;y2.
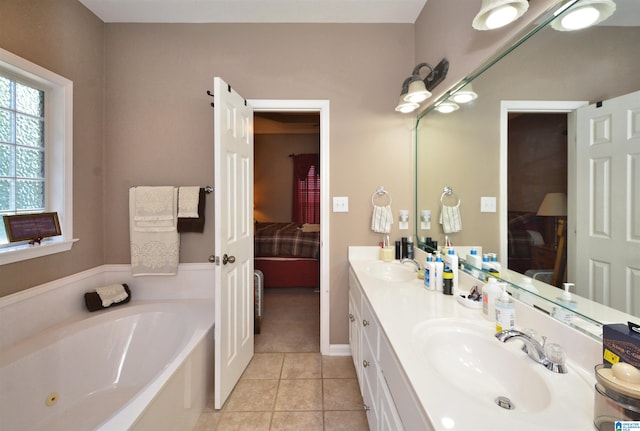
96;284;129;307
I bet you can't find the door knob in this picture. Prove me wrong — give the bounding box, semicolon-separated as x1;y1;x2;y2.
222;254;236;265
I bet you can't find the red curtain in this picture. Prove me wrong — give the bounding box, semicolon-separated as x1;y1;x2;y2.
292;154;320;224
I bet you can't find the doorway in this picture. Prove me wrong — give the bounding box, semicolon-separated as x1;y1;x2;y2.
249;99;330;355
499;100;587;286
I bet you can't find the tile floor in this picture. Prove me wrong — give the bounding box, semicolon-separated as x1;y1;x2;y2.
195;287;369;431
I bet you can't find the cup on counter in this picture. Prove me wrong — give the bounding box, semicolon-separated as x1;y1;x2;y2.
381;246;395;262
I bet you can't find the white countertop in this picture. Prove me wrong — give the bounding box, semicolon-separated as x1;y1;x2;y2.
349;246;600;431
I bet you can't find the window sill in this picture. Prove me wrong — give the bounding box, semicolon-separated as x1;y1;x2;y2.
0;238;78;265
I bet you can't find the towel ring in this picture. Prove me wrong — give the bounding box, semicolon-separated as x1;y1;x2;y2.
371;186;392;206
440;186;460;206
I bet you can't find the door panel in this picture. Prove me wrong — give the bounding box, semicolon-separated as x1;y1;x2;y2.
214;77;254;409
576;91;640;314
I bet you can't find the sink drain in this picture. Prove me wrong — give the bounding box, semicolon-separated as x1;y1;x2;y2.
495;396;515;410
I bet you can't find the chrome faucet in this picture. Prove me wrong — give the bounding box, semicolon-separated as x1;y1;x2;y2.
400;258;421;271
495;329;567;374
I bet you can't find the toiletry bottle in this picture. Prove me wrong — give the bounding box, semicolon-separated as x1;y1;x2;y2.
442;267;454;295
482;277;502;321
407;236;414;260
401;237;408;259
445;248;459;291
424;254;435;291
434;253;444;292
495;286;516;332
552;282;578;324
395;241;401;260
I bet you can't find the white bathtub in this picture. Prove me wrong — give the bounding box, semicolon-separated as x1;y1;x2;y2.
0;299;214;431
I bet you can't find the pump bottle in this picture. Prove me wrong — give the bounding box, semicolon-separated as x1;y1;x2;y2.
495;286;516;331
552;282;577;324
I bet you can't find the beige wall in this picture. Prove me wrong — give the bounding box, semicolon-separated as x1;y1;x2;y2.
0;0;104;296
102;23;416;344
254;134;319;223
414;0;559;104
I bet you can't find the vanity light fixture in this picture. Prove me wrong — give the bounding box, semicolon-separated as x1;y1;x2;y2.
449;84;478;104
404;63;434;103
434;101;460;114
395;59;449;114
472;0;530;30
551;0;616;31
395;77;420;113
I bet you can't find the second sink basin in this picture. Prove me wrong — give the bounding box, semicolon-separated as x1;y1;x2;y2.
412;319;594;430
364;261;416;282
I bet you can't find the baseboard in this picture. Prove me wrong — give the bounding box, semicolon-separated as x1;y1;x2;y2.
327;343;352;356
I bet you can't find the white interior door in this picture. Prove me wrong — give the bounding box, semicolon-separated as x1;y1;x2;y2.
214;77;254;409
575;90;640;314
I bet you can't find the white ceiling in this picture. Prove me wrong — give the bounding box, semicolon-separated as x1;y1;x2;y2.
78;0;429;23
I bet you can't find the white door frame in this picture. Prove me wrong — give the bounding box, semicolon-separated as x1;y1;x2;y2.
249;99;331;355
499;100;587;277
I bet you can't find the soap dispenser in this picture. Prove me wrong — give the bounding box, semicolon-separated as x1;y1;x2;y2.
552;282;577;324
495;286;516;332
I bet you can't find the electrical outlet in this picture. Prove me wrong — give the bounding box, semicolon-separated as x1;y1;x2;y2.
333;196;349;213
481;197;497;213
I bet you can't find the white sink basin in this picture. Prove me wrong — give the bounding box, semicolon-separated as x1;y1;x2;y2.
364;261;416;282
412;319;594;430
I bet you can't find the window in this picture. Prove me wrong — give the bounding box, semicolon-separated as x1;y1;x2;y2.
0;48;74;264
292;153;320;224
0;75;46;244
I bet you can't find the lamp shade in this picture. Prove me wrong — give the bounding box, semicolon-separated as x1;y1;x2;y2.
404;79;431;103
473;0;529;30
537;192;567;216
551;0;616;31
449;84;478;104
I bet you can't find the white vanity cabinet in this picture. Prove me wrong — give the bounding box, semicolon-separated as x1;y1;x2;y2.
349;268;430;431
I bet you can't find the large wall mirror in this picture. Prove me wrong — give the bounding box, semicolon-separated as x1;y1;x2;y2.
416;0;640;335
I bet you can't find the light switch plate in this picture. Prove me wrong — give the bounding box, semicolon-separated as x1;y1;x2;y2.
481;196;497;213
333;196;349;213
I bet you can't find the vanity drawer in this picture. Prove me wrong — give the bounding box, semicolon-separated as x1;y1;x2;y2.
361;297;380;359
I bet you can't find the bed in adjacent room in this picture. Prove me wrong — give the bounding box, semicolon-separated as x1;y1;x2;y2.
254;222;320;289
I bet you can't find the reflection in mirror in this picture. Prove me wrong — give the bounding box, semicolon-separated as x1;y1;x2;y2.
415;0;640;332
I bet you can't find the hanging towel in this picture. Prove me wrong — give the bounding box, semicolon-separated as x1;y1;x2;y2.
371;204;393;234
130;187;179;276
96;284;129;307
178;187;206;233
440;202;462;234
178;186;201;218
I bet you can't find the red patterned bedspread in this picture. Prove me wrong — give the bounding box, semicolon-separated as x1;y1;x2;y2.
254;222;319;259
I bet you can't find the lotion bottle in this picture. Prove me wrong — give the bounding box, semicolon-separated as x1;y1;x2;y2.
434;253;444;292
424;254;435;291
495;286;516;331
552;282;577;324
482;277;502;321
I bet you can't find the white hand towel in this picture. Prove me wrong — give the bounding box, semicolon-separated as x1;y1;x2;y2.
371;204;393;234
178;187;201;218
130;187;179;276
96;284;129;307
439;202;462;234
